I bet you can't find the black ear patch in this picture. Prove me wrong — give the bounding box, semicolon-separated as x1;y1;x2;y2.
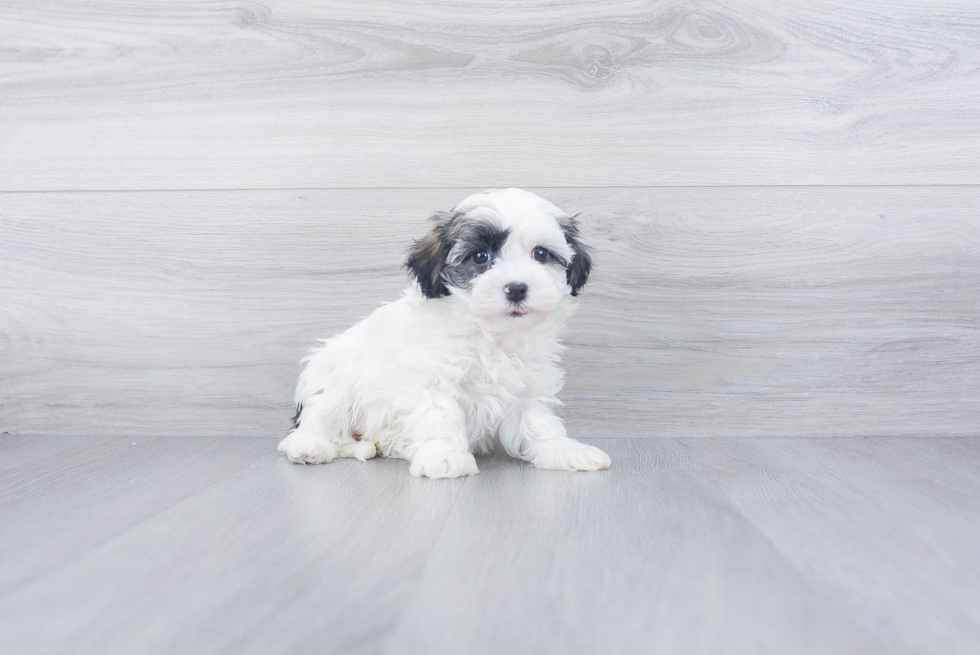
406;212;459;298
559;214;592;296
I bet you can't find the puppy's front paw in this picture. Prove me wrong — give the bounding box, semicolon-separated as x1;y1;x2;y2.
409;441;479;479
278;430;337;465
532;439;611;472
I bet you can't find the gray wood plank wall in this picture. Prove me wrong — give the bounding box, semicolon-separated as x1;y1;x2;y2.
1;1;978;439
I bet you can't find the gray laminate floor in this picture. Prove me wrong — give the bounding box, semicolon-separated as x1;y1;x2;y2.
2;435;978;655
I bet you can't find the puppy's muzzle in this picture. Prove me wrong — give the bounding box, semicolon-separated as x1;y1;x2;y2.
504;282;528;304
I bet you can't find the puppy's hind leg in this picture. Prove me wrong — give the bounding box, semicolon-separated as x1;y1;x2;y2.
278;394;342;465
278;426;337;465
336;439;378;462
280;391;380;464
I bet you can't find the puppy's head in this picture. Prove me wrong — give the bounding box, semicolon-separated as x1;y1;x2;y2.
406;188;591;330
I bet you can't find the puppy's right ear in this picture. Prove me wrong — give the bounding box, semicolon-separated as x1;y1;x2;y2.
406;212;456;298
560;214;592;296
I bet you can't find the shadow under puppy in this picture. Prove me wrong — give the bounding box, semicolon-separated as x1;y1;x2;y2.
279;188;611;478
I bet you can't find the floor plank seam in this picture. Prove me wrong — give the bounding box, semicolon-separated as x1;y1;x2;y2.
0;447;276;599
0;436;141;496
684;459;894;651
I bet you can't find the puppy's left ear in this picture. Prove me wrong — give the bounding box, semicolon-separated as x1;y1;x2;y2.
560;214;592;296
406;212;456;298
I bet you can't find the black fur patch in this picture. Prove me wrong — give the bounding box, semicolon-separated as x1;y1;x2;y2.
442;220;510;289
406;213;510;297
559;214;592;296
405;211;461;298
291;402;302;430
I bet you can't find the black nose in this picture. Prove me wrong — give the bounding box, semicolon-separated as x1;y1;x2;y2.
504;282;528;303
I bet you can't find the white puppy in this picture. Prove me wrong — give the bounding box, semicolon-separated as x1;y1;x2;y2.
278;188;611;478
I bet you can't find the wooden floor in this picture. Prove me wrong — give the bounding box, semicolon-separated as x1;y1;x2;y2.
0;436;978;654
2;1;980;653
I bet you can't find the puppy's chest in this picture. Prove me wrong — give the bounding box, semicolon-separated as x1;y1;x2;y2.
458;344;530;405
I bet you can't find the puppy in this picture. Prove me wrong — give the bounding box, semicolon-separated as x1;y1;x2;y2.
278;188;611;478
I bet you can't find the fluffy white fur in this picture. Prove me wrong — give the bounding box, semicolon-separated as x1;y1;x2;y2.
278;188;610;478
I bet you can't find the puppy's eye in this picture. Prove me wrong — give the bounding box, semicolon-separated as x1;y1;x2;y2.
471;250;490;265
532;246;549;263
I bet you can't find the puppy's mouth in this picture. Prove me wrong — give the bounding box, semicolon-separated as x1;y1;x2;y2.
508;307;529;318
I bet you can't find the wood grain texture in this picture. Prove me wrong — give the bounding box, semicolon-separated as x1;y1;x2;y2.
1;1;979;189
0;436;272;593
0;433;119;474
2;187;977;438
679;437;980;654
0;448;463;655
385;439;880;655
3;438;977;654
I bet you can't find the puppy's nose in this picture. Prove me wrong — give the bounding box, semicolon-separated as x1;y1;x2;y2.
504;282;528;303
